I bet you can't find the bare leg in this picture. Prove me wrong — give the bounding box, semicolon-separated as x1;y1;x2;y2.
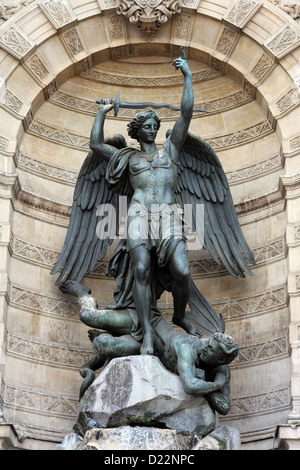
168;242;198;335
60;280;91;297
60;280;133;335
92;333;141;357
129;246;154;355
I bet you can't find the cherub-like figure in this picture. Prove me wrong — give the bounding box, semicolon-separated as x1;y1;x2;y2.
51;50;255;361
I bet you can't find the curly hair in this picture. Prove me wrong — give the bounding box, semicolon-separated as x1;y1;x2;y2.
213;332;239;364
127;110;161;141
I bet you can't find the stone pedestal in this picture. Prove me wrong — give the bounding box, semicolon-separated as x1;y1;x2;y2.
80;425;240;451
56;425;240;451
55;355;240;450
76;355;216;437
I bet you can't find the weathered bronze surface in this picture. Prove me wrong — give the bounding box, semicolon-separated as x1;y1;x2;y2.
52;50;254;408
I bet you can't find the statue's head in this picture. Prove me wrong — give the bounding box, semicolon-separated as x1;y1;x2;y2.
199;332;238;367
127;110;161;142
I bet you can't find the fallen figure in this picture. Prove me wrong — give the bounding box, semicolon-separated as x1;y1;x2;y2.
60;280;238;416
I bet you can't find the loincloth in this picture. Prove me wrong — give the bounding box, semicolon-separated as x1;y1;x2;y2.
125;202;186;266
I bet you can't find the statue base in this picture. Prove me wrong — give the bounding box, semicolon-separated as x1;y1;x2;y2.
55;355;240;450
76;355;216;436
56;425;240;451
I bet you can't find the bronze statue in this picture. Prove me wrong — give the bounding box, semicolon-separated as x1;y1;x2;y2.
60;279;238;415
51;49;254;400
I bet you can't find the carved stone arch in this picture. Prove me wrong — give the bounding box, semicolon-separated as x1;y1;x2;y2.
0;0;300;450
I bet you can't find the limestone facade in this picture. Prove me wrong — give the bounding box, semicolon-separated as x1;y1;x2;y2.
0;0;299;450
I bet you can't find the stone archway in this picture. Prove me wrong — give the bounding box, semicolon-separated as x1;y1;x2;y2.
0;0;300;450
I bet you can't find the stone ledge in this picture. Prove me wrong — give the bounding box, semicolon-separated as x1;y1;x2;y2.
76;424;240;451
278;423;300;450
0;423;63;450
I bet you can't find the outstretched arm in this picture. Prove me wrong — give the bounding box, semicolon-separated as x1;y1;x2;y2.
169;53;194;159
90;99;118;161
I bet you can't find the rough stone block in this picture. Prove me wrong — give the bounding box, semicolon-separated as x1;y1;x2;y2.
55;425;241;450
76;355;216;437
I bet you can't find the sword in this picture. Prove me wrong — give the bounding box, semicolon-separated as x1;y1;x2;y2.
96;93;208;117
96;47;208;117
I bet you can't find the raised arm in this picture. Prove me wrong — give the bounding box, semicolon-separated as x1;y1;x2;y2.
90;99;118;161
169;53;194;158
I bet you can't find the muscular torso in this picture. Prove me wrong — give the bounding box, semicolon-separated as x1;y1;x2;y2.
129;144;178;210
153;320;201;377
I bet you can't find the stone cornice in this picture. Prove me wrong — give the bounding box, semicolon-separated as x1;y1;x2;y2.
8;232;286;276
189;236;286;278
14;150;78;186
46;80;255;119
232;334;289;369
27;116;275;152
226;386;290;419
27;120;90;151
14;148;283;188
226;152;283;186
2;378;290;426
9;175;285;226
211;284;288;321
8;282;78;320
78;64;222;87
280;135;300;158
0;171;18;198
6;331;94;370
235;180;285;221
280;172;300;199
3;380;79;421
8;281;288;324
4;327;289;371
10;175;71;226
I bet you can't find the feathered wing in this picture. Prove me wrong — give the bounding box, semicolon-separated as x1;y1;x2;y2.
51;136;131;286
174;130;256;334
175;130;255;277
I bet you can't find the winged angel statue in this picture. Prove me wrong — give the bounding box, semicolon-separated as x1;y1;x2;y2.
52;52;255;402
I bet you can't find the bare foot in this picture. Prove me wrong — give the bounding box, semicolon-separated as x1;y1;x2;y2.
140;333;154;355
59;280;91;298
172;314;201;336
88;329;103;342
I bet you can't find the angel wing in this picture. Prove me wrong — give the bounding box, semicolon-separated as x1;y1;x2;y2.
175;130;255;278
174;130;256;336
51;135;131;286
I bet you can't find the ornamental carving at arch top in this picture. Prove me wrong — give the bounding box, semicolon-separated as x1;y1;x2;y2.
269;0;300;22
116;0;182;41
